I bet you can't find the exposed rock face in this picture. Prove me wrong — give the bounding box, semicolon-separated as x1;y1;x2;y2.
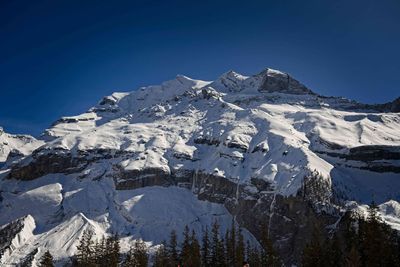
7;149;82;180
257;69;314;95
6;148;130;180
114;168;337;265
348;145;400;161
312;143;400;173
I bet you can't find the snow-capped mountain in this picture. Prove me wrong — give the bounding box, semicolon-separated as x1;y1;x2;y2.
1;68;399;266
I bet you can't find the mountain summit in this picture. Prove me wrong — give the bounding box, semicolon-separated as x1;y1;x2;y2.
1;68;399;265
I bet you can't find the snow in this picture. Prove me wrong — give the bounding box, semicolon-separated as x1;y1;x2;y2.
7;69;398;201
0;215;36;266
0;128;44;163
0;173;256;265
1;67;399;264
347;200;400;231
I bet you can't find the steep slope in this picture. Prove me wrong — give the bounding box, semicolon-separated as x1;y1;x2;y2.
0;68;399;265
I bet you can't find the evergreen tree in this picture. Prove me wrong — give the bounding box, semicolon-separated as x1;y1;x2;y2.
235;227;245;267
363;202;385;267
76;229;94;266
225;219;236;266
102;233;120;267
343;212;359;252
93;236;106;266
123;239;148;267
153;241;169;267
38;250;54;267
251;246;261;267
246;241;261;267
260;222;280;267
201;226;210;267
180;225;192;266
168;230;179;266
218;236;227;266
301;224;324;267
190;229;201;267
324;233;343;267
210;221;225;267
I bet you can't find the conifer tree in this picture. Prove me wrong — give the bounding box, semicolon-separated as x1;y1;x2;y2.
324;233;343;267
301;225;324;267
38;250;54;267
210;221;225;267
201;226;211;267
93;236;106;266
251;245;261;267
168;230;179;266
260;222;280;267
246;240;261;267
76;229;94;266
190;229;201;267
225;219;236;266
235;227;245;267
180;225;192;266
102;233;120;267
123;239;148;267
153;241;169;267
363;201;385;267
218;236;227;266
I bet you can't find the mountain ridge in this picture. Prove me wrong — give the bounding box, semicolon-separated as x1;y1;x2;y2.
1;67;399;266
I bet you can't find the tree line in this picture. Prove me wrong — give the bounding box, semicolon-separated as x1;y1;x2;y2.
37;220;280;267
301;202;400;267
37;202;400;266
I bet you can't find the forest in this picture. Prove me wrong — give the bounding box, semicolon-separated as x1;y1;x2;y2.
37;203;400;267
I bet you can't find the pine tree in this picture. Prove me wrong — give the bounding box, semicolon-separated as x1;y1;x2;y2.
246;240;251;265
218;236;227;266
225;219;236;266
153;241;169;267
248;243;261;267
123;239;148;267
180;225;192;266
93;236;106;266
235;227;245;267
168;230;179;266
201;226;210;267
76;229;94;266
210;221;225;267
38;250;54;267
103;233;120;267
301;224;324;267
190;229;201;267
343;212;359;252
363;201;385;267
260;222;280;267
324;233;343;267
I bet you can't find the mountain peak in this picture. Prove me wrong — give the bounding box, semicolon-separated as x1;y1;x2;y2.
254;68;314;95
209;68;315;95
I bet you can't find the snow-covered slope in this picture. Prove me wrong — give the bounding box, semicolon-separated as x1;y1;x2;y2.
1;67;399;265
0;176;250;265
38;68;400;200
0;127;44;164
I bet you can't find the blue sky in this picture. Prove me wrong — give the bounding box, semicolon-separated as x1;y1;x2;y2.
1;0;399;136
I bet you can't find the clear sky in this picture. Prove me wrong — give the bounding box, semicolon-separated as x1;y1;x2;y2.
1;0;399;136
